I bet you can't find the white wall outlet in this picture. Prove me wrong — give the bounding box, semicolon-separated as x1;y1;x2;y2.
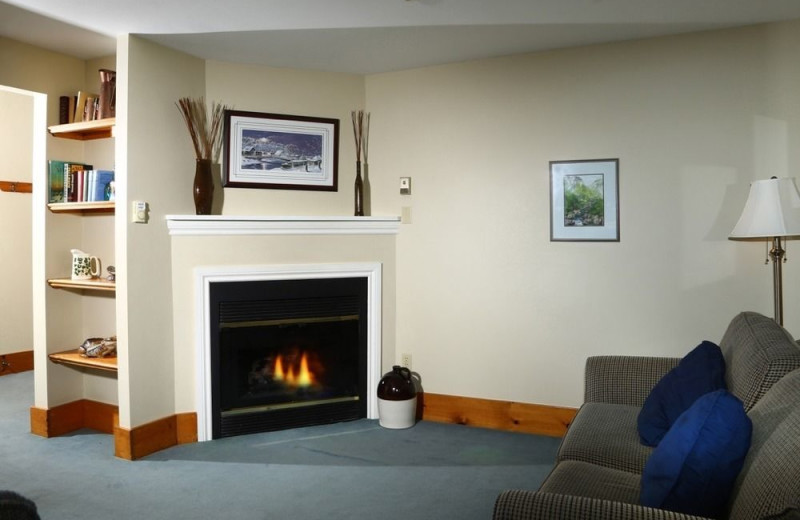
400;177;411;195
401;353;412;369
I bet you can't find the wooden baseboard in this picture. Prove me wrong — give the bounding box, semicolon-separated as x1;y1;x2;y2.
0;350;34;376
30;399;118;438
115;412;198;460
420;393;577;437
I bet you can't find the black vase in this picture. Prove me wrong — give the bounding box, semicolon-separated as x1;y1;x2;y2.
193;158;213;215
354;161;364;216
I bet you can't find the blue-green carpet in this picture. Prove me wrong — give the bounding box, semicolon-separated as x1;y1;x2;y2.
0;371;558;519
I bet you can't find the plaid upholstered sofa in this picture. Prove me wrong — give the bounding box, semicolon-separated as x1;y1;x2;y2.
494;311;800;520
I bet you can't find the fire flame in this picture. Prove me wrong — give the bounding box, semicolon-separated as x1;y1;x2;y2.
273;352;315;388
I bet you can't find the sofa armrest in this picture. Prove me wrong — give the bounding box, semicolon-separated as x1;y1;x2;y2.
493;491;710;520
584;356;680;406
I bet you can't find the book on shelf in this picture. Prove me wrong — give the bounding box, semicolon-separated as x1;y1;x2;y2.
58;96;70;125
72;91;99;123
47;160;67;203
63;162;92;202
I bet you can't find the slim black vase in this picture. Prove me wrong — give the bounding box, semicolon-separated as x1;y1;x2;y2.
354;160;364;216
193;158;213;215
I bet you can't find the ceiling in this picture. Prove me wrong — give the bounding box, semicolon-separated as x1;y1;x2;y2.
3;0;800;75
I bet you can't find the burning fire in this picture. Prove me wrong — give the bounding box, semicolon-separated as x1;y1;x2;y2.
273;352;315;388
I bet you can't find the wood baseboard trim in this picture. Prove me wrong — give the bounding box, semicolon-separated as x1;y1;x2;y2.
0;350;34;376
420;393;577;437
30;399;118;438
115;412;198;460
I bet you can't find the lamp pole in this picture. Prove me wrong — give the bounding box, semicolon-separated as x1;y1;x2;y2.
770;236;785;326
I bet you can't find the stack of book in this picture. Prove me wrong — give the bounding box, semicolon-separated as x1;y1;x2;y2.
47;160;114;203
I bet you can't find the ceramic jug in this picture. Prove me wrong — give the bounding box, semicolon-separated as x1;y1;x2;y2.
377;365;417;429
71;249;100;280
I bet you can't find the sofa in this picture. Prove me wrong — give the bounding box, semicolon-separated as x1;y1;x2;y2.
494;311;800;520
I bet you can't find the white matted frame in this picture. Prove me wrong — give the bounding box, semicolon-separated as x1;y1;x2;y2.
223;110;339;191
194;262;382;441
550;158;620;242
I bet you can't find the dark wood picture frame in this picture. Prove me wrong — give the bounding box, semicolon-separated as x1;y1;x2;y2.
223;110;339;191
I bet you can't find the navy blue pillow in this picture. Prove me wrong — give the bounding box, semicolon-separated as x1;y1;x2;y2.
637;341;726;446
640;389;751;518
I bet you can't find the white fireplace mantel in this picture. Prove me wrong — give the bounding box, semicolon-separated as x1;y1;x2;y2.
166;215;401;236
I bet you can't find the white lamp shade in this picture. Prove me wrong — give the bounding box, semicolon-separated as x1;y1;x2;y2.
730;177;800;238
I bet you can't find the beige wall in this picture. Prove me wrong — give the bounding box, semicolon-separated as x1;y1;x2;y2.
0;89;33;356
7;18;800;427
204;60;365;215
366;21;800;407
117;35;205;427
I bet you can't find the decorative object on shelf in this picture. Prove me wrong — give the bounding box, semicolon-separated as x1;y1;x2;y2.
79;336;117;358
98;69;116;119
70;249;100;280
106;265;116;282
550;158;620;242
223;110;339;192
176;97;229;215
351;110;371;216
729;176;800;326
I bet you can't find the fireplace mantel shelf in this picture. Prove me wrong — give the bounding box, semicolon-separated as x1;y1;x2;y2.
165;215;401;236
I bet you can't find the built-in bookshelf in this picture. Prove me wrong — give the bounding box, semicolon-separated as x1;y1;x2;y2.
44;117;117;379
48;118;115;140
48;349;117;372
48;201;114;213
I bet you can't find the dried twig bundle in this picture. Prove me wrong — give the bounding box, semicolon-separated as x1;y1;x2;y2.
176;97;229;161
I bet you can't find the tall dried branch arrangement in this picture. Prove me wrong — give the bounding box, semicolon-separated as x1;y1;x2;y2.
176;97;229;161
351;110;371;163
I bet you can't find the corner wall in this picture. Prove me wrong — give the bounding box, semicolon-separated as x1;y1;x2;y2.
365;20;800;407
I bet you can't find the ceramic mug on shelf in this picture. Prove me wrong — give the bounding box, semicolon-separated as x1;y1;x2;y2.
71;249;100;280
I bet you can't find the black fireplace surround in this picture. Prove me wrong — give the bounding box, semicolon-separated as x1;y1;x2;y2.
209;277;368;438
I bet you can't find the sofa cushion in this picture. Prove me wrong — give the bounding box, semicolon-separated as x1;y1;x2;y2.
539;460;641;505
719;311;800;411
637;341;726;446
728;368;800;520
640;389;752;518
557;402;654;474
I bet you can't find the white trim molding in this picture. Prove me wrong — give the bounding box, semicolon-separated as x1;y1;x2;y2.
194;262;382;441
167;215;401;236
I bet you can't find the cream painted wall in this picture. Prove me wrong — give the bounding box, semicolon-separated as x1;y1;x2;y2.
204;60;365;216
118;36;205;427
366;21;800;407
0;89;33;356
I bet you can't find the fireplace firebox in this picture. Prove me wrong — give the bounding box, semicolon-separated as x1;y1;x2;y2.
209;277;368;438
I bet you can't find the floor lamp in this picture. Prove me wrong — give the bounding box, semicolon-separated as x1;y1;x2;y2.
730;177;800;326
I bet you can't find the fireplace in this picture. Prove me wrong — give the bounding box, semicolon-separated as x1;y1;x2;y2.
194;263;383;441
210;277;367;438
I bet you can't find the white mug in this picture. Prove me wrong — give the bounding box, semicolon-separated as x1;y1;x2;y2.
71;249;100;280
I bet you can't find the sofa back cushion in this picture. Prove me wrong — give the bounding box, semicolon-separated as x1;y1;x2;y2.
719;312;800;411
728;368;800;520
637;341;726;446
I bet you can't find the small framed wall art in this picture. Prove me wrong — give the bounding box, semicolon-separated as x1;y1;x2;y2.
223;110;339;191
550;158;619;242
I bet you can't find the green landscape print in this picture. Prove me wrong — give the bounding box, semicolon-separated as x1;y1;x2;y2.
564;174;604;227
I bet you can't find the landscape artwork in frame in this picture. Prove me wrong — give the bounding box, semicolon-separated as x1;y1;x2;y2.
550;159;619;241
223;110;339;191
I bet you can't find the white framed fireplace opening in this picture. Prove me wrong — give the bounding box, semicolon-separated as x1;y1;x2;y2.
194;262;382;441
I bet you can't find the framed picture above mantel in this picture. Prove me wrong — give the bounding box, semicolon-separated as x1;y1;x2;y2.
223;110;339;191
550;158;619;242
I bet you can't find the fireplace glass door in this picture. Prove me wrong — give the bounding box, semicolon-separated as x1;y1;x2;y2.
210;277;367;438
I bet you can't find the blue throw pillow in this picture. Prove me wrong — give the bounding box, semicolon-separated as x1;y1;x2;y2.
637;341;726;446
640;389;752;518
